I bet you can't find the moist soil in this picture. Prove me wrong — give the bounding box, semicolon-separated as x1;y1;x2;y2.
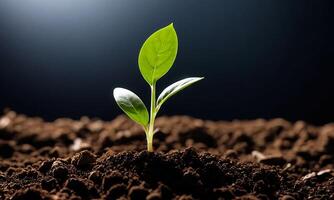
0;111;334;200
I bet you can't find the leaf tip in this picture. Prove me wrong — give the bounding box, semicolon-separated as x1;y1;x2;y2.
113;87;120;95
167;23;176;32
113;87;126;98
194;77;205;81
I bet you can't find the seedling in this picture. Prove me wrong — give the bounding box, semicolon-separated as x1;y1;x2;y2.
113;23;203;152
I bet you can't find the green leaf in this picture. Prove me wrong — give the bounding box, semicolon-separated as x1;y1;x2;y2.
138;23;178;85
157;77;204;110
113;88;149;126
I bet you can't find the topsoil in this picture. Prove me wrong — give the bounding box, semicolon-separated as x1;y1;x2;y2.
0;110;334;200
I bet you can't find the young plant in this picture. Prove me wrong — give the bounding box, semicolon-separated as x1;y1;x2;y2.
113;23;203;152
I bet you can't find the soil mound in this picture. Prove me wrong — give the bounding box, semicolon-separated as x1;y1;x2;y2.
0;111;334;199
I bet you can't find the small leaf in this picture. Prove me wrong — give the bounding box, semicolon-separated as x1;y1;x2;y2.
113;88;149;126
138;23;178;85
157;77;204;110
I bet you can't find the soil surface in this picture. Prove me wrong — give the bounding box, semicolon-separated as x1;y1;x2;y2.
0;110;334;200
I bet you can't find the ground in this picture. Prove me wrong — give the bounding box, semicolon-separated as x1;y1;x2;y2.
0;110;333;200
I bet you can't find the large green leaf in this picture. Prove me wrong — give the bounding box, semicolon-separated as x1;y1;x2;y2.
113;88;149;126
138;23;178;85
157;77;204;110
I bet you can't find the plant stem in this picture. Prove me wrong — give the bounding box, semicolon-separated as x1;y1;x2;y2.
147;82;156;152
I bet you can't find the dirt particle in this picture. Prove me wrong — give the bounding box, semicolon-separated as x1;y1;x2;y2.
146;192;162;200
213;187;234;199
39;159;54;173
105;184;127;200
129;185;149;200
11;188;43;200
49;146;60;158
103;170;125;191
301;172;316;181
71;150;96;168
65;178;90;198
88;170;102;184
177;195;194;200
281;195;296;200
224;149;238;159
70;138;90;151
41;177;57;191
182;167;202;190
235;194;259;200
252;151;286;166
253;180;266;194
316;169;333;180
158;184;173;199
252;151;266;161
317;169;332;176
318;127;334;153
19;144;35;154
0;116;11;128
51;160;68;181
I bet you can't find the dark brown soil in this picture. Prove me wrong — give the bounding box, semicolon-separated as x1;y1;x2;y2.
0;110;334;200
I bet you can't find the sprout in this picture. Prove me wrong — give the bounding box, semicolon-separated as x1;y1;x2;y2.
113;23;203;152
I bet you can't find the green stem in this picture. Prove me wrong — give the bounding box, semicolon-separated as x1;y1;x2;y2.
147;82;156;152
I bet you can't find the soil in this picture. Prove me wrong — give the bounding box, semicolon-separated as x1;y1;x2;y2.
0;110;334;200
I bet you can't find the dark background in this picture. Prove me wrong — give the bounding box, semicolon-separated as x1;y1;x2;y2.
0;1;333;124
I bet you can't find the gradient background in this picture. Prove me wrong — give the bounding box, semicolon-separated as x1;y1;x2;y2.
0;1;333;124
